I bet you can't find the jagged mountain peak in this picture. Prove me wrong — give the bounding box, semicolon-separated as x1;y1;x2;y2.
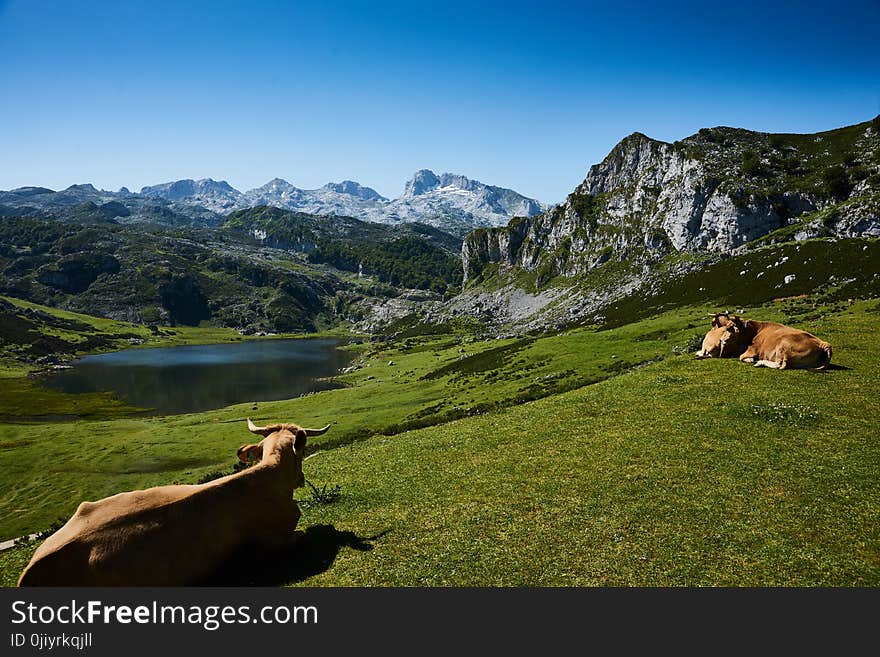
139;178;242;214
403;169;442;197
322;180;386;201
140;178;237;196
402;170;495;197
618;131;658;144
254;178;297;191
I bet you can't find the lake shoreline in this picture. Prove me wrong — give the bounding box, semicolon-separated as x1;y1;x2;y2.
37;337;356;417
0;294;369;421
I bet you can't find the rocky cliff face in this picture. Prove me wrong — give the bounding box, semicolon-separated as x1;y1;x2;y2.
463;117;880;284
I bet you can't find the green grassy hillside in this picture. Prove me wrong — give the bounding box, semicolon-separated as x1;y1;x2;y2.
1;292;876;586
0;302;703;540
599;237;879;327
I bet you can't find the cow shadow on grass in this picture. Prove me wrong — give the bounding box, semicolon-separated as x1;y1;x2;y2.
200;524;390;586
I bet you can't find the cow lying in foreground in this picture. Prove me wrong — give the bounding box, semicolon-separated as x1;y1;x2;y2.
695;312;832;370
17;419;328;586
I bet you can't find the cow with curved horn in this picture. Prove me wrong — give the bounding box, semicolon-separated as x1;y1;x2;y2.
695;313;832;370
18;419;329;586
694;312;748;359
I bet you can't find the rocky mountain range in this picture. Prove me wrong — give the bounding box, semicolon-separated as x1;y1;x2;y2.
3;116;878;337
463;116;880;285
140;170;542;235
0;184;224;228
1;171;542;237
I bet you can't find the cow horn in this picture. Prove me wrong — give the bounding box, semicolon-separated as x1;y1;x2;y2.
247;419;330;437
246;419;282;436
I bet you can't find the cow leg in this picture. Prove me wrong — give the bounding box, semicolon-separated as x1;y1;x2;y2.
739;348;758;364
754;359;782;369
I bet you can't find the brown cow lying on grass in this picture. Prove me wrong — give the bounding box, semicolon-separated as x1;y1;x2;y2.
695;312;833;370
17;419;328;586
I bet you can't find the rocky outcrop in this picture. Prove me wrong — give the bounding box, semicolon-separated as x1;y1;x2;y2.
141;178;241;213
391;170;542;234
36;253;120;294
463;117;880;284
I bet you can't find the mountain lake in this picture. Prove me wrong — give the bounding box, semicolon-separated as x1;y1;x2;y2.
42;338;354;415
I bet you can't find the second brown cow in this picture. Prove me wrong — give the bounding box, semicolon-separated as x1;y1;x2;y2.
696;312;832;370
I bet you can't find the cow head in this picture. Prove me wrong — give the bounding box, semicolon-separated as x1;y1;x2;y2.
695;313;749;359
239;419;330;489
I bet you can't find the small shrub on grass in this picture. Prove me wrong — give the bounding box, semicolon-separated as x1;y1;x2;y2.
301;480;342;508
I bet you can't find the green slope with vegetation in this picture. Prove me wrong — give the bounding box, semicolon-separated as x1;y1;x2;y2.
0;209;463;335
284;303;877;586
680;115;880;202
223;206;462;294
598;236;880;327
1;255;877;585
0;301;705;541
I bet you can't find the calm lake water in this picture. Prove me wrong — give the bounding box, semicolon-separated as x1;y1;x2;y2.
42;338;353;415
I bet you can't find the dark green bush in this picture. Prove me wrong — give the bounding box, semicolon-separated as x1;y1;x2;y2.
822;165;853;200
741;150;766;177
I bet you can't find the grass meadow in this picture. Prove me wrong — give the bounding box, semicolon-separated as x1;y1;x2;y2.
0;295;877;585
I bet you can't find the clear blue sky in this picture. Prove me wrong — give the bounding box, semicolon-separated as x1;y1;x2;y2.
1;0;877;203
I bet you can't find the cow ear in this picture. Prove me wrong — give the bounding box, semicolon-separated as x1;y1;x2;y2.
730;316;746;333
237;443;262;463
293;430;307;454
712;313;732;328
